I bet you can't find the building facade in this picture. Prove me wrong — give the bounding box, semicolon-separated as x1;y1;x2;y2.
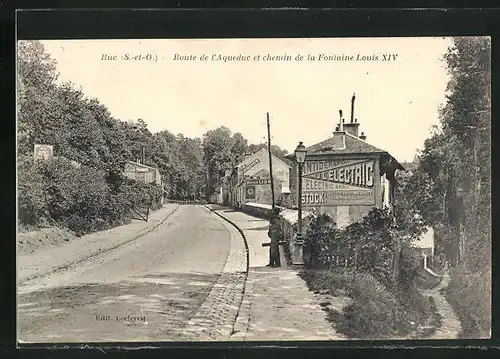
226;148;291;207
124;161;162;186
286;113;403;228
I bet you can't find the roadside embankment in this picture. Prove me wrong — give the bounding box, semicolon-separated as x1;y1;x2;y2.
18;204;179;283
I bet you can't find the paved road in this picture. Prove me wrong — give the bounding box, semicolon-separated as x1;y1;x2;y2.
18;205;232;343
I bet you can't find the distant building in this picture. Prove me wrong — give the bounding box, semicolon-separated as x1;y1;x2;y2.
285;109;404;229
124;161;162;186
225;148;291;207
412;226;435;258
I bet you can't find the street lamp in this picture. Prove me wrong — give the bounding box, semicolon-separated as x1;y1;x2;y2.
293;141;307;266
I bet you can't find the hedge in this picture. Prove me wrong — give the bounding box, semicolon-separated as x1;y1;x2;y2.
18;155;163;236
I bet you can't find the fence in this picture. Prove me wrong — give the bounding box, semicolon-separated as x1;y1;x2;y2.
164;199;207;205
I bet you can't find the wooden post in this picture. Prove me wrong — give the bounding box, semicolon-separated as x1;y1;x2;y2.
267;112;276;209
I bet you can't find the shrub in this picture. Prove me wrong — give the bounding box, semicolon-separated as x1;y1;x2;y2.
304;208;398;286
18;156;163;236
17;155;49;225
300;266;433;338
328;271;402;338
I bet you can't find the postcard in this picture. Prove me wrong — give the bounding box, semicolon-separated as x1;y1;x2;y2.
16;36;491;343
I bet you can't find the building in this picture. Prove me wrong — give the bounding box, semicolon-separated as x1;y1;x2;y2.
286;103;404;229
226;148;291;207
124;160;162;186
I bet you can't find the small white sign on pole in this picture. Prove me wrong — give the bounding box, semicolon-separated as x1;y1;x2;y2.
33;144;54;161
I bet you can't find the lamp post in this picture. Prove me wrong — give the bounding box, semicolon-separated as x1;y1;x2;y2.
293;141;307;266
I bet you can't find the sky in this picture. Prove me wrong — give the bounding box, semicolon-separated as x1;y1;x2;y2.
40;37;453;162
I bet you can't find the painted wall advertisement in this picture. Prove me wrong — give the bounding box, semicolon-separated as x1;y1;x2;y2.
301;159;375;206
245;186;256;200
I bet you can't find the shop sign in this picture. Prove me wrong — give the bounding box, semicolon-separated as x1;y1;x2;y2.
247;178;271;185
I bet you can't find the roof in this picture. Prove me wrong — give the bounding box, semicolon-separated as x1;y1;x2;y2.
125;160;159;172
285;132;404;170
306;132;387;155
236;148;291;169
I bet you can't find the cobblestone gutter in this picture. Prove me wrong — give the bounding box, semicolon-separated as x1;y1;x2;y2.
180;206;249;340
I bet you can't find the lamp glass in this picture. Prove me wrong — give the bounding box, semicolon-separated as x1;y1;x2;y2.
294;142;307;164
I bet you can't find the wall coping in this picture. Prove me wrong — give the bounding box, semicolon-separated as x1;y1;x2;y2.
243;202;313;225
244;202;273;210
279;209;313;225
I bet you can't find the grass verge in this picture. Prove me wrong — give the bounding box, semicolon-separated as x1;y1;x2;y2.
444;264;491;339
300;268;437;339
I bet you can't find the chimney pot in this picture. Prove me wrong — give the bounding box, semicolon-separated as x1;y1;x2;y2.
333;131;346;149
351;93;356;123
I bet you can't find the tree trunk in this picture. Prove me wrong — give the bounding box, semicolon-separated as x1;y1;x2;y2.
392;238;401;288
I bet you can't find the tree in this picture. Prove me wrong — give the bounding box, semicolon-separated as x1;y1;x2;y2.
17;40;60;154
230;132;249;166
248;143;290;162
202;126;234;198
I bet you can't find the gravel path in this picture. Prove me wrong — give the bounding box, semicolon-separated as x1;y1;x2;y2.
420;272;462;339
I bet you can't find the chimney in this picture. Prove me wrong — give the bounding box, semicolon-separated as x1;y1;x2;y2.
343;93;360;137
350;93;355;123
333;109;346;150
359;132;367;141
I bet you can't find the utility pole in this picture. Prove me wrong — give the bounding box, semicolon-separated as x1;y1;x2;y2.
267;112;276;209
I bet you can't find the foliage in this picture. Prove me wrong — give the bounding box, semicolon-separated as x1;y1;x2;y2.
445;264;491;338
338;272;402;338
394;37;491;338
300;268;430;339
17;40;291;235
17;155;49;225
304;208;401;287
416;37;491;269
248;143;290;161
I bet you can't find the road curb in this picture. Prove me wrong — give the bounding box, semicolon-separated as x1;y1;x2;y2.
19;205;180;284
204;205;251;336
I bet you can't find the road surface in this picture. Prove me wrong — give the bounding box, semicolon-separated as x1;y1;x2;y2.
18;205;233;343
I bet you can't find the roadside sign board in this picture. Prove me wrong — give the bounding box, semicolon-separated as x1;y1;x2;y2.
33;144;54;161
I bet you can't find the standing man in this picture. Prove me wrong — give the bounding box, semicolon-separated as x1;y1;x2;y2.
267;207;282;267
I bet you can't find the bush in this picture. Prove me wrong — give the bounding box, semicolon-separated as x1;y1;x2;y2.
17;155;49;225
300;268;356;296
445;264;491;338
300;267;433;339
18;156;163;236
304;208;398;286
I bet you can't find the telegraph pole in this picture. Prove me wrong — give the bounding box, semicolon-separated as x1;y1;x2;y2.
267;112;276;209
